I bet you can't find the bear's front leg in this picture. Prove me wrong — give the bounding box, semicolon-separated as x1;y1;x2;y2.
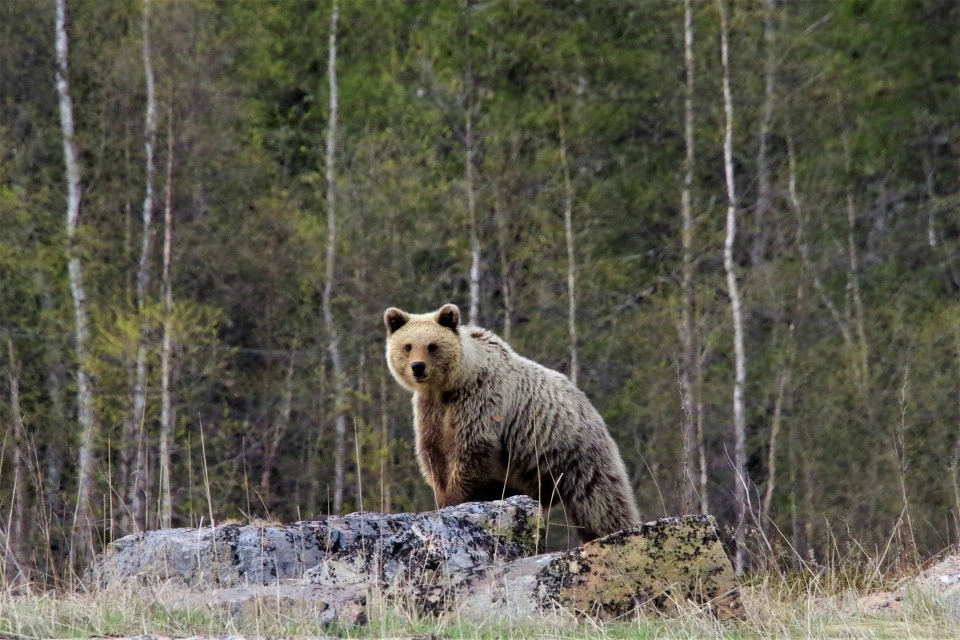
416;444;468;508
434;454;495;508
433;482;466;509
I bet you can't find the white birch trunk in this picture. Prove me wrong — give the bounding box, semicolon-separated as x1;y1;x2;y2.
751;0;777;265
323;0;348;514
556;102;579;387
56;0;99;565
123;0;158;534
679;0;700;515
466;95;481;326
463;3;481;326
696;358;709;515
159;106;175;529
716;0;749;575
924;156;939;249
493;191;513;342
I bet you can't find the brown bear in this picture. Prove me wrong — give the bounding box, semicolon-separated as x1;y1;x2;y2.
384;303;639;541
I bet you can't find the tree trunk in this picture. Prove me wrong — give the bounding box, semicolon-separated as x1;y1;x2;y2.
159;104;175;529
379;374;392;513
56;0;99;566
761;311;797;529
751;0;777;265
696;361;709;515
261;353;295;505
306;359;327;514
34;273;67;524
678;0;700;515
122;0;158;535
322;0;348;515
5;338;31;584
493;189;512;342
556;99;579;387
716;0;749;575
846;190;871;399
465;84;481;326
952;337;960;543
761;144;805;530
895;366;918;564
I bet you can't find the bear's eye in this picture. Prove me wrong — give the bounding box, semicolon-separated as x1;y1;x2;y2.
404;344;412;352
427;343;437;353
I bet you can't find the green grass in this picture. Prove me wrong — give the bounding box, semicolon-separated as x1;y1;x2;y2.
0;578;955;639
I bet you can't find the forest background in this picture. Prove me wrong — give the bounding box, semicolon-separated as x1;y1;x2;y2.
1;0;959;583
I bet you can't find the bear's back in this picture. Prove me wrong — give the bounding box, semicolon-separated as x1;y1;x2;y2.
460;325;598;441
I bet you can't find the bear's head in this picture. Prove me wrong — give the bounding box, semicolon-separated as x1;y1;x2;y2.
384;303;462;392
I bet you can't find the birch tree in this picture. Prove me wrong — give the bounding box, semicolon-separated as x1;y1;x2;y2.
751;0;778;265
322;0;349;514
493;189;513;341
464;5;481;327
762;138;804;529
556;98;578;387
678;0;700;515
716;0;749;574
121;0;158;535
159;106;175;529
55;0;99;563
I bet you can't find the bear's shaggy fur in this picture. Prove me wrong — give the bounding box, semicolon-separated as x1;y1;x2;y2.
384;303;639;541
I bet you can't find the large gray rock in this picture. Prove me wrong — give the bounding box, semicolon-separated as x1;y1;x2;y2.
86;498;740;625
86;495;543;590
305;504;538;592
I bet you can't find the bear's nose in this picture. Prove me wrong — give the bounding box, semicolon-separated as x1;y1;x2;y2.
411;361;426;378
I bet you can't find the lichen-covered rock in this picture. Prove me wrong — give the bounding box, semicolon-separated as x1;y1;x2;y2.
420;515;742;621
548;516;741;619
85;499;737;626
305;512;524;592
86;523;331;589
86;495;543;590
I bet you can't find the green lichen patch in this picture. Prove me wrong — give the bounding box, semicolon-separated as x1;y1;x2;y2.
475;498;546;557
547;515;742;620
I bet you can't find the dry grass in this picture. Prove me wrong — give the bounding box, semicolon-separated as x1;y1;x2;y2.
0;571;955;640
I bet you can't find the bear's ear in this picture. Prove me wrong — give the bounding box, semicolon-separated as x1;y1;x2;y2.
384;307;410;334
436;303;460;331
